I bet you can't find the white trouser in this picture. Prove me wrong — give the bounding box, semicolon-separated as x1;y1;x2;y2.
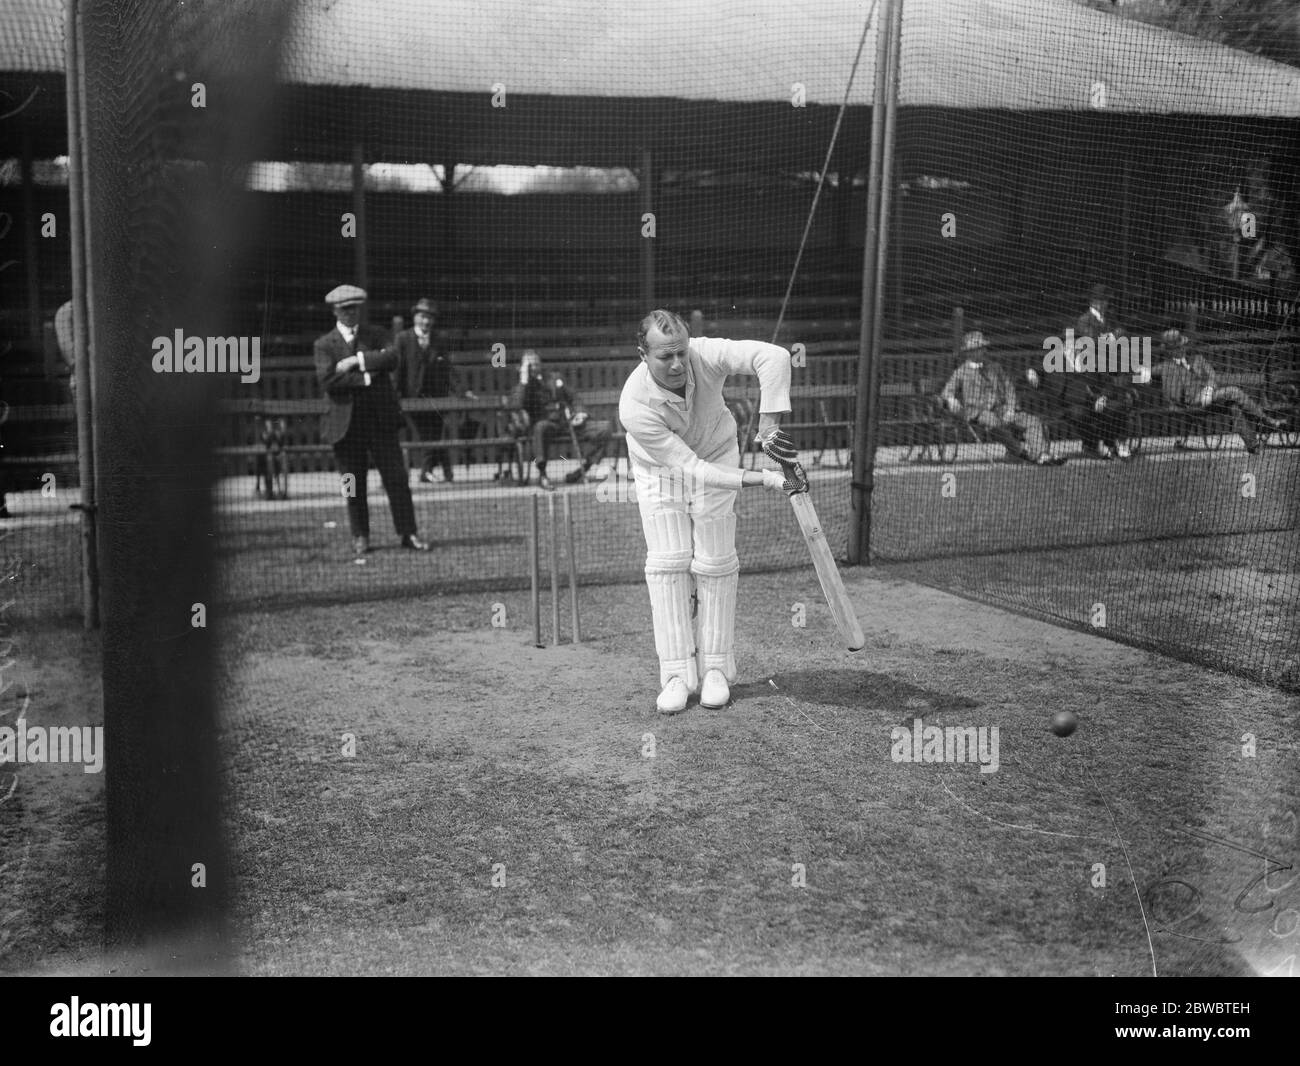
635;444;740;690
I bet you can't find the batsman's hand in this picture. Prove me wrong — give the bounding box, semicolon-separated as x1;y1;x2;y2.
759;427;798;467
761;462;807;495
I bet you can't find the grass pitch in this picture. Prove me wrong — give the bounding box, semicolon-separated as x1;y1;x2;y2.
9;569;1295;976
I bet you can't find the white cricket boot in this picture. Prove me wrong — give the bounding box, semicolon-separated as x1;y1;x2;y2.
657;676;691;715
700;669;730;709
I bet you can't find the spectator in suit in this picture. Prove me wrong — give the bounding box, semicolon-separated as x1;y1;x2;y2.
1026;331;1113;459
941;331;1063;465
510;350;612;490
1073;283;1136;459
1143;328;1282;454
394;298;478;484
314;285;429;557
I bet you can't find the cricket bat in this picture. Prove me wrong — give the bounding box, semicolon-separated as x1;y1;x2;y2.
778;459;866;651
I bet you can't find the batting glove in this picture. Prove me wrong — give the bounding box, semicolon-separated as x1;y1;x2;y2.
759;427;798;466
762;465;807;495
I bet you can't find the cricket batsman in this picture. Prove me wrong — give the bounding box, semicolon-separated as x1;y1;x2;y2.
620;309;797;714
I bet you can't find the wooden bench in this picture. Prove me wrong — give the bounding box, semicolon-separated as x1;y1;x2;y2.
1128;372;1299;453
904;370;1300;461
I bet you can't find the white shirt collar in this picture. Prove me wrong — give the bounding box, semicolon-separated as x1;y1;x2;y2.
1089;306;1104;321
337;322;355;340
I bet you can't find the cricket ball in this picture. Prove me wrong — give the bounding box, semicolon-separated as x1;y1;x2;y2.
1050;710;1078;737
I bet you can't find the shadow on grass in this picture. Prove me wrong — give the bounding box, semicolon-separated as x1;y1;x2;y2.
734;668;981;722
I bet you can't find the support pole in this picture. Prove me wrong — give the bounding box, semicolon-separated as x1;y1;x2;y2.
848;0;901;565
21;126;41;350
1121;156;1131;315
639;146;654;308
65;0;98;629
351;141;369;314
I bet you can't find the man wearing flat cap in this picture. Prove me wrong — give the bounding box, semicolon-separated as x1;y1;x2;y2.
315;284;429;556
394;298;478;484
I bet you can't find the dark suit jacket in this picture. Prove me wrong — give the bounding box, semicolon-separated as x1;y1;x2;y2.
393;329;457;399
314;324;403;445
1042;366;1101;410
511;373;578;426
1075;308;1123;341
1074;308;1134;398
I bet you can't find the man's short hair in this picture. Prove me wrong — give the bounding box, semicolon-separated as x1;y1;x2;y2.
638;309;689;351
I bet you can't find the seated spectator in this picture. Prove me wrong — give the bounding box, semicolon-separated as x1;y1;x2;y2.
941;332;1064;465
1074;283;1136;459
510;350;612;490
1143;328;1282;454
1026;333;1114;460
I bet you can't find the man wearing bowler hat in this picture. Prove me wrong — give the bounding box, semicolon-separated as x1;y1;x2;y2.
394;297;478;483
1073;283;1136;460
315;284;430;556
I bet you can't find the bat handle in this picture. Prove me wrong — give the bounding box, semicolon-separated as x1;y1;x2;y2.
777;458;810;496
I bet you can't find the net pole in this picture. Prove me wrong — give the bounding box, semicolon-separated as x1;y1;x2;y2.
849;0;900;565
65;0;98;629
351;142;369;316
1121;156;1132;313
639;146;654;308
20;128;40;348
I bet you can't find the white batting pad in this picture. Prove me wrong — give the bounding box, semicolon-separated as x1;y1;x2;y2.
691;514;739;681
642;509;697;691
690;512;738;576
642;508;693;567
645;571;698;691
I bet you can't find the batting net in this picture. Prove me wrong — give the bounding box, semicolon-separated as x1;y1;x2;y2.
875;1;1300;689
5;0;1298;689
